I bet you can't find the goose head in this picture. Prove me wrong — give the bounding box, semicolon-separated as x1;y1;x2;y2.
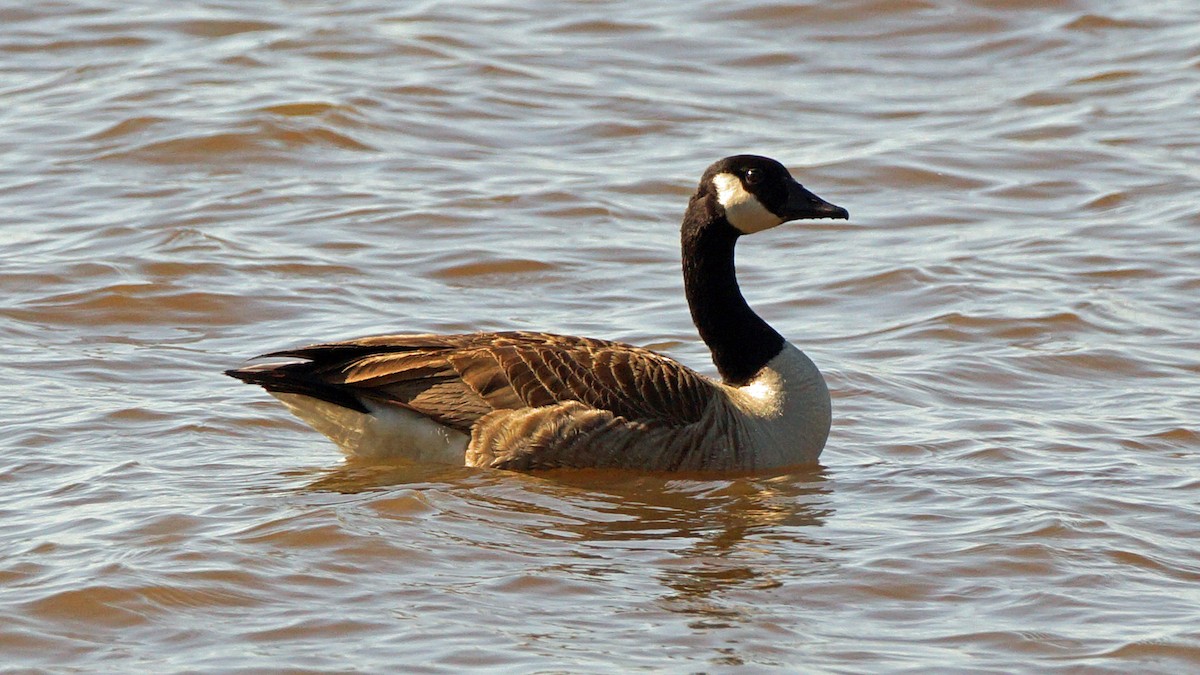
698;155;849;234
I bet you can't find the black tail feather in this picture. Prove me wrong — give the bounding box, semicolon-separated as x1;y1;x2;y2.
225;364;370;413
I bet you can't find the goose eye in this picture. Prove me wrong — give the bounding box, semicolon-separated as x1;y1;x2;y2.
744;168;763;185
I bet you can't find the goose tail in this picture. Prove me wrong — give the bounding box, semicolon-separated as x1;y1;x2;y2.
225;363;370;414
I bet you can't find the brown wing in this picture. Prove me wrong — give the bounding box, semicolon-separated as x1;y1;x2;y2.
229;331;717;432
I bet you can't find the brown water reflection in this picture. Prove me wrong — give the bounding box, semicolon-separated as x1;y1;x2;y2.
303;463;833;635
3;0;1199;670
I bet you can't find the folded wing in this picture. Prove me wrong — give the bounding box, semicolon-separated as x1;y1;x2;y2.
228;331;717;434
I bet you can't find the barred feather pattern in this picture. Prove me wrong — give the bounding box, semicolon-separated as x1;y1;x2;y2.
467;399;749;471
234;331;770;470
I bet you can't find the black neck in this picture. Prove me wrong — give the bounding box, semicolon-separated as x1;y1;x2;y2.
681;202;785;386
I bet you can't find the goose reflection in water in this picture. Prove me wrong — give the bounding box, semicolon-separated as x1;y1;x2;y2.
295;462;833;630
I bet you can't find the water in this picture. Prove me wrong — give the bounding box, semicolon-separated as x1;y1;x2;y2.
3;0;1199;671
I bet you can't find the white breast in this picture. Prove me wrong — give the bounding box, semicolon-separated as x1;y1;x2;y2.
723;343;831;467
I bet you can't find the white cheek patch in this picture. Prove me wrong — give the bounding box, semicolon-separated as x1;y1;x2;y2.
712;172;783;234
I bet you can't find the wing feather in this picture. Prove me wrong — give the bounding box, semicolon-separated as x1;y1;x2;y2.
230;331;717;432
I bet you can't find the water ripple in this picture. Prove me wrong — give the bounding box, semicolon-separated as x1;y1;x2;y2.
2;0;1198;671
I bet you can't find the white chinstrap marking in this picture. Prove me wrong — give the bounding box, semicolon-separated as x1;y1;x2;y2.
712;172;783;234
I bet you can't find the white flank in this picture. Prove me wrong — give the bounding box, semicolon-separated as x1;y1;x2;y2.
724;343;831;467
272;393;469;463
711;172;783;234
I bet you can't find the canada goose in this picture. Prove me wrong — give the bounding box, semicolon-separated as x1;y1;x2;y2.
227;155;848;472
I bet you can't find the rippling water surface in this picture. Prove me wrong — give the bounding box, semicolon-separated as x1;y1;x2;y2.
3;0;1199;671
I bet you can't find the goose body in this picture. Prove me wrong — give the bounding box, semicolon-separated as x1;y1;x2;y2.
227;155;848;472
